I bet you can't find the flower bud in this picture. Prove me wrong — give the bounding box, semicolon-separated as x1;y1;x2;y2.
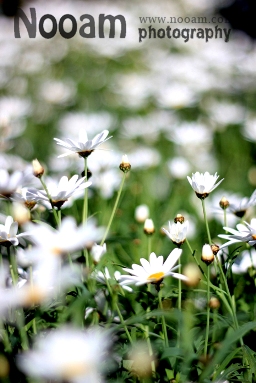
174;214;185;224
209;297;220;309
135;204;149;223
119;154;131;173
201;244;214;265
219;197;229;210
182;263;201;287
143;218;155;235
13;203;30;225
211;244;220;255
32;159;44;178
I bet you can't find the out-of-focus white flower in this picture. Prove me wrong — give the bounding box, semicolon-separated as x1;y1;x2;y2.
25;218;104;261
40;80;76;105
94;267;133;292
12;202;30;225
17;326;110;383
120;250;187;286
0;170;26;197
135;204;150;223
11;187;38;210
0;216;29;247
187;171;224;199
162;220;189;246
219;219;256;248
227;190;256;218
54;129;111;158
27;175;91;209
167;157;191;179
91;243;107;263
232;250;256;274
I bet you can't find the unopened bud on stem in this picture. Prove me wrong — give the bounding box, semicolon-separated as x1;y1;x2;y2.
201;244;214;265
32;159;44;178
144;218;155;235
119;154;131;173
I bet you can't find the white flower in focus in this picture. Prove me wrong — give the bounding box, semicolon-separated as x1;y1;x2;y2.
162;221;189;246
187;171;224;199
0;216;29;247
27;175;91;209
120;249;187;286
25;218;104;261
17;326;110;383
91;243;107;263
54;129;111;158
219;219;256;248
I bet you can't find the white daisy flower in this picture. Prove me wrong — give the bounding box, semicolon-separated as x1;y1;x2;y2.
24;217;104;261
17;326;110;383
162;221;189;246
27;175;91;208
54;129;111;158
0;216;29;247
120;249;187;286
94;267;133;292
0;169;26;198
219;218;256;248
228;190;256;218
11;187;38;210
187;171;224;199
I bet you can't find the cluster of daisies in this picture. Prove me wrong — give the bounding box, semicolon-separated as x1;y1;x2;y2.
1;129;256;382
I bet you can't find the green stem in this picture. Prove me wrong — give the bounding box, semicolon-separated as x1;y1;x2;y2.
29;266;37;335
147;235;152;257
215;256;244;346
100;172;126;246
177;264;182;348
204;266;210;356
8;247;18;285
201;199;212;245
158;289;168;347
82;158;88;225
115;302;133;345
40;177;59;226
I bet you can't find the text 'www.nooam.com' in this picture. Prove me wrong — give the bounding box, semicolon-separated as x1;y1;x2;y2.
138;25;232;43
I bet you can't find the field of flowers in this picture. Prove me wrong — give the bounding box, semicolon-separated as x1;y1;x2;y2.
1;0;256;382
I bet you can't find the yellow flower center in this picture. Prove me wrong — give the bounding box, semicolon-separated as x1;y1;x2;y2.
62;362;91;378
252;234;256;240
147;271;164;282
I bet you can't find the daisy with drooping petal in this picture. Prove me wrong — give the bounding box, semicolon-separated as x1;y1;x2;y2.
162;220;189;246
120;249;187;286
54;129;111;158
17;326;111;383
27;175;91;208
187;171;224;199
219;218;256;248
0;215;29;247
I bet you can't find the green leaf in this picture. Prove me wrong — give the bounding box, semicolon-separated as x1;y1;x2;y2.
199;321;256;382
213;347;241;380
